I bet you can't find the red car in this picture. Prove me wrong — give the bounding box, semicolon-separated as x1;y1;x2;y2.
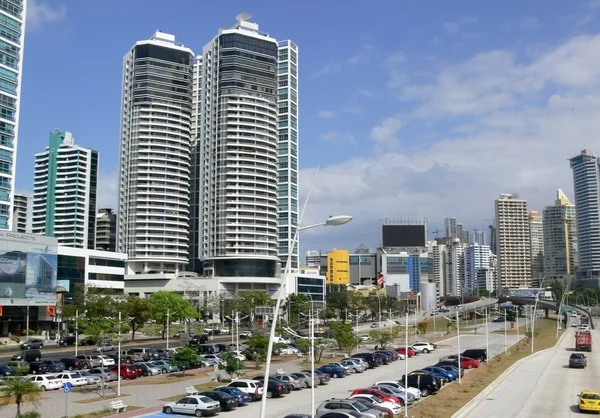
109;364;138;379
351;388;401;405
395;347;416;357
460;357;479;369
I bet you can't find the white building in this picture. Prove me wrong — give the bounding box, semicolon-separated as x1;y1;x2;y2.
32;131;98;249
378;250;431;294
57;246;127;292
543;189;578;285
305;250;320;268
0;1;27;231
117;32;195;278
529;210;544;287
464;244;491;295
444;217;458;239
471;229;486;246
495;193;532;292
428;240;446;301
445;239;465;297
192;15;283;292
276;40;299;271
12;192;29;233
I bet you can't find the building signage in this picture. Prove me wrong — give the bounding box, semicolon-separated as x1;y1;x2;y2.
508;288;544;299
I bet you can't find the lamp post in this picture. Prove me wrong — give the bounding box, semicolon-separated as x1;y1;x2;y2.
25;297;33;335
259;207;352;418
166;309;170;351
474;308;489;361
531;276;548;354
404;312;409;418
117;311;122;396
442;313;461;385
75;310;79;357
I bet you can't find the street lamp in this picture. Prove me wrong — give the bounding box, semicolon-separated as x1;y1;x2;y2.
25;296;33;336
442;311;461;385
473;308;489;362
260;211;352;418
531;276;548;354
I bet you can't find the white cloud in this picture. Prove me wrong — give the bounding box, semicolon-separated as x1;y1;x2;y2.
317;110;335;119
320;131;356;145
347;43;374;66
27;0;67;31
520;16;542;30
444;22;460;34
298;32;600;254
314;62;342;77
443;16;478;35
97;170;119;210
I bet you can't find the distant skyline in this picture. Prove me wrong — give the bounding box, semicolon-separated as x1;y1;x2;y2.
16;0;600;255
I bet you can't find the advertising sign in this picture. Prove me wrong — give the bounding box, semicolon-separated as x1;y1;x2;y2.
56;280;70;292
508;288;544;299
0;232;58;306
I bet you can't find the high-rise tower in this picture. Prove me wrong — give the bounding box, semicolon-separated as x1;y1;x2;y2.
569;149;600;278
118;32;194;276
32;130;98;249
193;15;283;282
543;189;577;283
0;1;27;230
529;210;544;286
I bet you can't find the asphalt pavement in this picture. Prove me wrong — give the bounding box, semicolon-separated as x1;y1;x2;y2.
454;317;595;418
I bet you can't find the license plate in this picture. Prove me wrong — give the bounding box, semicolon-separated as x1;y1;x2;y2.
589;402;596;405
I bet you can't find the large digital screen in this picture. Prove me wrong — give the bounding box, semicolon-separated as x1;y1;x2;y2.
382;225;426;247
0;231;58;306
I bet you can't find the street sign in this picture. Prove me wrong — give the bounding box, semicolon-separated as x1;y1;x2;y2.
63;382;72;393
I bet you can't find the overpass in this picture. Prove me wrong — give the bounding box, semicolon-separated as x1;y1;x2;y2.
498;296;595;330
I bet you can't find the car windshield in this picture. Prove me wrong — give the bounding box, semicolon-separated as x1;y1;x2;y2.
350;401;368;412
46;376;58;380
198;396;212;403
583;393;600;400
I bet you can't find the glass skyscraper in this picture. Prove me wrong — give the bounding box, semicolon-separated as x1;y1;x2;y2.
0;1;26;230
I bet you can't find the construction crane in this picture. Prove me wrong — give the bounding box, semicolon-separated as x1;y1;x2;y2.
432;229;443;237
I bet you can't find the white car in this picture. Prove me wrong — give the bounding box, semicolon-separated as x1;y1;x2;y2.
572;312;578;317
55;372;88;387
579;325;590;331
226;379;264;400
412;342;436;353
232;351;247;361
374;380;422;399
29;375;63;391
163;395;221;415
359;334;371;342
97;355;115;367
279;346;299;355
273;336;291;344
349;394;402;416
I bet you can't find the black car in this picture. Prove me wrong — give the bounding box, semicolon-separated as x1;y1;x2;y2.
0;365;16;377
59;358;85;371
252;377;289;397
42;360;65;372
28;361;48;375
373;352;390;365
58;336;77;346
401;373;439;397
198;391;239;411
189;334;209;345
569;353;587;369
353;353;378;368
461;349;487;362
11;349;41;362
376;350;398;361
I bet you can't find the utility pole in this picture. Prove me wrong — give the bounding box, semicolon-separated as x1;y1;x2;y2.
117;311;122;396
166;309;170;351
75;310;79;356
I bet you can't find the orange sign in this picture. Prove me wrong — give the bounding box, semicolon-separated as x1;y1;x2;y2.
47;306;56;317
0;306;3;316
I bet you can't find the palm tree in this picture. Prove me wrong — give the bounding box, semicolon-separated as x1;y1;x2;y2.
2;377;41;417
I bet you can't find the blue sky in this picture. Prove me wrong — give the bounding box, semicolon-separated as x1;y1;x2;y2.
18;0;600;255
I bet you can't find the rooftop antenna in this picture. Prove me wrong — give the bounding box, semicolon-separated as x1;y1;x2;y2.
236;12;252;22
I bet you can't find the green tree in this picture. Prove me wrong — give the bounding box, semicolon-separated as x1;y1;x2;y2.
286;294;309;327
149;291;198;339
2;376;41;417
120;296;152;341
171;347;200;376
368;328;397;349
245;334;269;369
220;350;245;379
550;280;565;304
330;322;357;355
417;321;429;335
235;291;275;324
326;286;349;318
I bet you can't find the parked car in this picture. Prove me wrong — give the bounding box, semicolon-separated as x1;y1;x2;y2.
352;353;379;369
225;379;263;401
59;358;85;371
330;362;353;374
359;334;371;342
316;398;385;418
251;377;288;398
400;373;439;397
28;361;48;375
97;355;115;367
409;370;447;386
373;380;422;399
436;364;464;378
55;372;88;387
163;395;222;416
214;386;251;406
19;339;44;350
274;374;303;390
11;349;42;363
88;368;118;382
79;370;104;386
0;365;16;377
302;369;331;385
94;341;115;353
351;388;400;406
349;394;402;417
461;349;488;362
239;331;252;339
113;364;139;379
341;359;367;373
29;375;62;391
412;342;436;353
421;366;457;382
293;371;318;388
395;347;416;357
152;360;179;373
58;336;77;346
6;361;29;375
42;360;65;373
570;353;588;369
198;391;239;411
319;364;347;379
373;352;391;365
370;385;414;406
134;362;161;376
75;355;102;368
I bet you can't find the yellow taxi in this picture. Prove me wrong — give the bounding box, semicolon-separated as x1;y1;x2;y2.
579;390;600;412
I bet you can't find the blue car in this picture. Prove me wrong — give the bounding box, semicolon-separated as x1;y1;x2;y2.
215;386;251;405
436;364;463;378
318;364;346;378
422;366;457;382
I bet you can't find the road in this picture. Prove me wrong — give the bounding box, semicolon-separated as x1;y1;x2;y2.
454;317;595;418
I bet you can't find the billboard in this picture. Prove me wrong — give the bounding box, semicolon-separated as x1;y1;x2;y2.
0;231;57;306
382;225;426;247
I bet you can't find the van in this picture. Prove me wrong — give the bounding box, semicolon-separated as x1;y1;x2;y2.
121;349;146;363
11;349;41;362
352;353;378;368
461;349;487;362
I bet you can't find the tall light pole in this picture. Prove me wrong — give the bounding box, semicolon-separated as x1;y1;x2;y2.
75;310;79;357
442;313;461;385
531;276;548;354
404;312;409;418
473;308;489;362
166;309;170;351
259;167;353;418
117;311;122;396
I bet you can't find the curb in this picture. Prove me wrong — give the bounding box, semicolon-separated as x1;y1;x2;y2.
451;328;570;418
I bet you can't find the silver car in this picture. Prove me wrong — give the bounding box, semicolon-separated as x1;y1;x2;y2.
88;368;118;382
78;370;104;386
293;371;318;388
316;398;384;418
274;374;303;390
341;359;367;373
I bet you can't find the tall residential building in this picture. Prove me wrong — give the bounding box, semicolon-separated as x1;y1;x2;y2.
543;189;578;283
456;224;464;241
0;1;26;230
471;229;486;246
444;238;465;297
96;208;117;252
464;244;491;295
277;40;299;271
117;31;194;276
444;217;458;239
529;211;544;286
12;192;29;232
193;15;282;282
569;149;600;278
461;230;471;245
495;193;532;291
32;130;98;249
429;241;446;301
489;224;497;254
305;250;320;268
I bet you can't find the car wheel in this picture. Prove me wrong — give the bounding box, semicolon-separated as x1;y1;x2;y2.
40;345;43;348
304;382;309;388
266;391;273;398
423;349;430;353
194;410;203;417
41;386;46;391
35;357;40;361
68;366;73;371
468;365;473;369
164;406;173;414
32;369;37;375
421;388;430;397
161;369;167;374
